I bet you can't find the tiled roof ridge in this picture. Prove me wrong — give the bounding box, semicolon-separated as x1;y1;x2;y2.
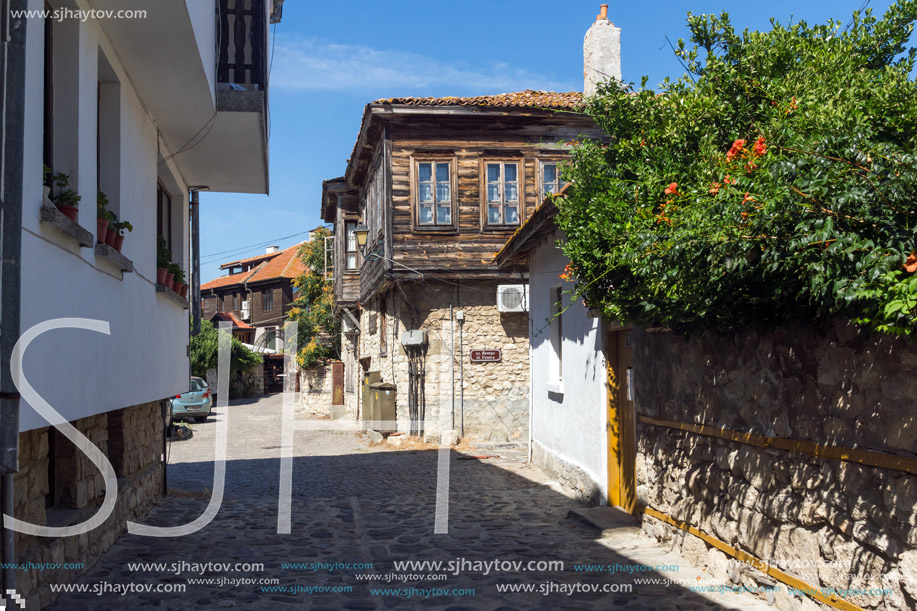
372;90;584;109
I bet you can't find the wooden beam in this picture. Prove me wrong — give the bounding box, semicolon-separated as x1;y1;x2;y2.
638;415;917;475
639;506;866;611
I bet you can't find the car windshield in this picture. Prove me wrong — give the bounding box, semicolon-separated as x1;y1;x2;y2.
193;378;209;388
189;380;203;392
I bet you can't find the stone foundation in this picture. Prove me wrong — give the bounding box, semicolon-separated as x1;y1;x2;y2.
300;365;332;415
356;280;529;441
12;401;165;609
632;322;917;611
532;440;602;505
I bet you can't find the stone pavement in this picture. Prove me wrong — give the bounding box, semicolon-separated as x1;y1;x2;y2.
48;394;776;610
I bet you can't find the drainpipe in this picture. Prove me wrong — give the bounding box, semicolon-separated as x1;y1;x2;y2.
0;0;27;594
450;304;454;432
190;190;202;336
456;311;465;437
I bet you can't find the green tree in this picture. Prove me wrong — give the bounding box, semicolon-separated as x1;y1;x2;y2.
560;1;917;336
190;319;263;378
287;228;341;367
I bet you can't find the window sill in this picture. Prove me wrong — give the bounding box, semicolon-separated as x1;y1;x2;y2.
483;224;522;232
412;226;458;234
95;244;134;273
546;382;564;395
156;283;189;309
39;203;94;248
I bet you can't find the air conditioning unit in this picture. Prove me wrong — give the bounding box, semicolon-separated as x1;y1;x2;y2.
242;300;251;310
241;308;250;320
497;284;529;313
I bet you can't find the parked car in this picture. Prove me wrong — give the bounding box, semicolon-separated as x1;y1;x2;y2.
171;377;212;422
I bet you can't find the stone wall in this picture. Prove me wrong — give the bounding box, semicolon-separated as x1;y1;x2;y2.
357;280;529;441
632;322;917;611
300;365;332;416
12;401;165;609
532;440;603;505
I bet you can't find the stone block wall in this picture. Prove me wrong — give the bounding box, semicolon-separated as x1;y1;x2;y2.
300;365;331;415
12;401;165;609
632;322;917;611
357;280;529;441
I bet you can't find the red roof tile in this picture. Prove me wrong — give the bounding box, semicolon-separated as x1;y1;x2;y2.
219;250;282;270
211;311;255;330
373;90;584;110
246;242;306;284
200;265;262;291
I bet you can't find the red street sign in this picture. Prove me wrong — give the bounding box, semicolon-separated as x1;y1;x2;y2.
470;349;502;363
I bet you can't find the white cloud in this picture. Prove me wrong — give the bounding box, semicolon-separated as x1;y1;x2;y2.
269;37;576;94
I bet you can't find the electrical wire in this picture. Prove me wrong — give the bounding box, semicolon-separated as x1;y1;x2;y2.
200;231;310;262
158;111;218;167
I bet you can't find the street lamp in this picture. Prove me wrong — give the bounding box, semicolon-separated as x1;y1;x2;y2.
353;224;369;249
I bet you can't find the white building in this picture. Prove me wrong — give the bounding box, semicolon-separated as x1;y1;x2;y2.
492;6;632;507
1;1;280;607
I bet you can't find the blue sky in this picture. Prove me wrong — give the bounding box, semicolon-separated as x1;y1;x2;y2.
198;0;896;281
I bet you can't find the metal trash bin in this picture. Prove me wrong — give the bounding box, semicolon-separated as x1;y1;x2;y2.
369;382;396;433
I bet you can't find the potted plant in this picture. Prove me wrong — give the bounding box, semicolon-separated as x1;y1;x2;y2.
180;281;189;299
157;236;171;285
51;172;80;221
170;263;184;293
112;219;133;253
105;213;117;248
42;165;52;200
97;191;114;244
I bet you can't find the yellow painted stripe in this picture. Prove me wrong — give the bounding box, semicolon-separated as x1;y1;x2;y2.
639;506;866;611
638;416;917;476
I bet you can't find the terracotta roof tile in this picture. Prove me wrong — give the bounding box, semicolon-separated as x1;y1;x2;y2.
246;242;306;284
373;90;584;110
212;311;255;330
200;265;262;291
219;251;282;270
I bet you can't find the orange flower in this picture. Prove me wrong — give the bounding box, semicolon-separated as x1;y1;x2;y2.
786;97;798;114
726;139;746;160
746;161;758;173
664;182;680;196
640;139;647;147
906;251;917;273
723;175;734;185
559;263;575;281
753;137;767;157
709;182;721;195
741;192;756;206
741;212;749;220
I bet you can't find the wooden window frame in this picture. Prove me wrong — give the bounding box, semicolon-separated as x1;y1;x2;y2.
411;156;456;232
482;158;524;229
539;159;566;203
345;221;360;270
157;182;173;255
262;289;273;312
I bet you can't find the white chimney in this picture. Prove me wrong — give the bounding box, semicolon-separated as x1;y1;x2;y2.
266;245;280;254
584;4;621;97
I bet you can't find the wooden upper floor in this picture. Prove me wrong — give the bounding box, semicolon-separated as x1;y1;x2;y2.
322;91;606;303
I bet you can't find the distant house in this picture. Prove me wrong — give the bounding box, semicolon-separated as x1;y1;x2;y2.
1;0;282;607
201;243;306;352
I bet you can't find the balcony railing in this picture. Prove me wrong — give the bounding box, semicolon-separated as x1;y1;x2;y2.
216;0;267;91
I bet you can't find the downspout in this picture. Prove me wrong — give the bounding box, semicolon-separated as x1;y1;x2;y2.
190;190;201;336
450;303;454;432
0;0;27;594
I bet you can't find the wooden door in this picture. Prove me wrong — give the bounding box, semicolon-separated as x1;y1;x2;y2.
606;329;636;512
331;361;344;406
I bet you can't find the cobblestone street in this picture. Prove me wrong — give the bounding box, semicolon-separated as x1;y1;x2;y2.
49;394;775;610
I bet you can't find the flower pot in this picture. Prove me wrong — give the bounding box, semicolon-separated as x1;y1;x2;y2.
96;218;110;244
172;278;182;293
157;267;168;284
164;272;174;288
105;229;116;247
113;234;125;252
57;204;78;222
180;284;189;298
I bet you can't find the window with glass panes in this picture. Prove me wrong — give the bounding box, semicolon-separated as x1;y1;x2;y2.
345;221;359;270
416;161;452;226
485;162;521;226
541;161;564;201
